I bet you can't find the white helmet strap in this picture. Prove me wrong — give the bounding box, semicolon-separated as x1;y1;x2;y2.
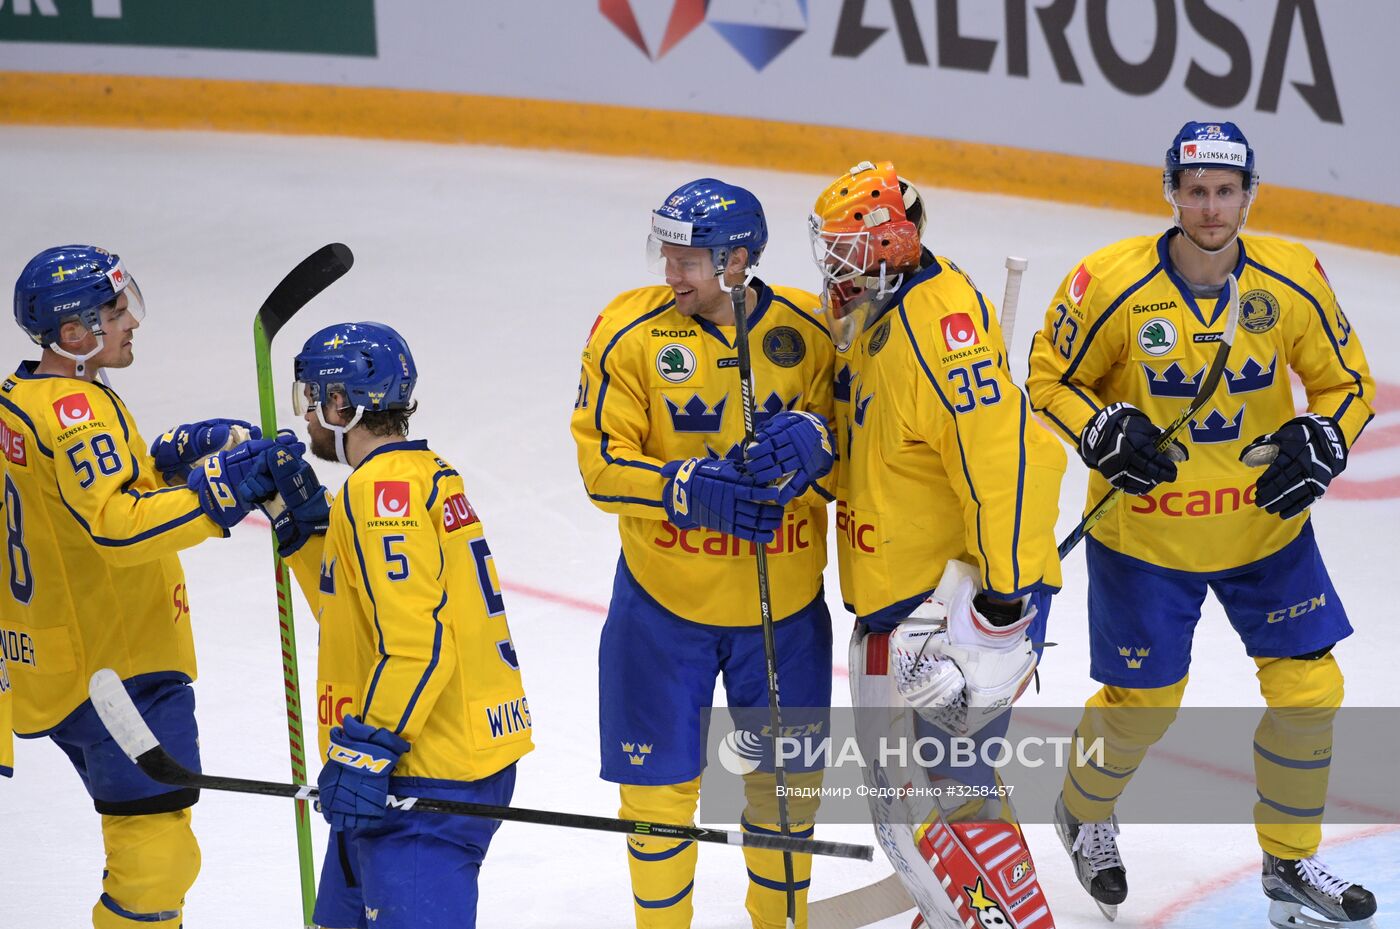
315;402;366;465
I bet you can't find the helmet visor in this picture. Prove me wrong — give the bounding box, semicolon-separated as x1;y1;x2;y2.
1167;171;1255;211
646;237;722;279
90;273;146;335
292;379;350;416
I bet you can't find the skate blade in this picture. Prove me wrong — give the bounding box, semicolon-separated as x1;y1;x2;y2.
1268;900;1377;929
1096;901;1118;922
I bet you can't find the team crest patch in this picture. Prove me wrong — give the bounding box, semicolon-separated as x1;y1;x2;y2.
868;318;891;356
763;326;806;367
1137;317;1177;356
374;481;411;518
656;343;696;383
52;393;93;427
1240;289;1280;333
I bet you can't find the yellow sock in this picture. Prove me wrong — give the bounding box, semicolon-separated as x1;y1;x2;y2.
741;770;821;929
92;808;199;929
1253;655;1344;859
1062;678;1188;822
620;780;701;929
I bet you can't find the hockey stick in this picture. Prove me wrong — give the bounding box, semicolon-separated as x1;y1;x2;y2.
999;256;1029;353
1057;273;1241;559
731;282;798;928
807;257;1035;929
88;670;873;862
252;243;354;926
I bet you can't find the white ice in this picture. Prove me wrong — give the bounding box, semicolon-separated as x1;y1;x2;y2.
0;126;1395;928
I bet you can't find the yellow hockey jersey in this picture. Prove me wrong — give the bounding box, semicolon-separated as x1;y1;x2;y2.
1026;230;1373;572
0;363;221;734
571;280;835;627
286;441;532;783
834;257;1066;628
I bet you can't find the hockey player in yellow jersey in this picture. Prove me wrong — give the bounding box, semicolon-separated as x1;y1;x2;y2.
237;321;531;929
1;244;283;928
1027;121;1378;927
811;161;1065;929
573;179;836;929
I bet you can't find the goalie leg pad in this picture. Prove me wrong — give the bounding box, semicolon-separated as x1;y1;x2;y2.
620;780;701;928
915;818;1055;929
93;809;199;929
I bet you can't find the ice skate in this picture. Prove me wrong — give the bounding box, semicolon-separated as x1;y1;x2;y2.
1053;793;1126;921
1263;852;1378;929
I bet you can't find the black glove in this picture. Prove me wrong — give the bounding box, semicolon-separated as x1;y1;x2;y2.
1241;414;1347;520
1079;402;1186;496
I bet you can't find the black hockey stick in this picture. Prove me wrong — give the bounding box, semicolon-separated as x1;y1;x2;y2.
1057;273;1241;559
252;243;354;925
730;282;799;928
88;670;873;863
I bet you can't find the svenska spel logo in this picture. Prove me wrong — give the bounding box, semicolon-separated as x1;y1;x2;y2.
941;313;980;352
52;393;94;428
374;481;411;518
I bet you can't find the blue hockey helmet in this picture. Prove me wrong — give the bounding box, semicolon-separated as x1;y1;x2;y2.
14;244;145;348
1164;121;1257;190
292;321;417;416
648;179;768;275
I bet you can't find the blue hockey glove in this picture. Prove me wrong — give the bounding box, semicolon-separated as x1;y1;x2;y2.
1079;402;1186;496
151;418;261;485
1242;414;1347;520
317;716;409;832
662;457;783;543
744;410;835;504
239;440;331;556
187;434;304;530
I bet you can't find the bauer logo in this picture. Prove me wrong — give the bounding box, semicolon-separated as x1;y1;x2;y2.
52;393;93;428
373;481;411;518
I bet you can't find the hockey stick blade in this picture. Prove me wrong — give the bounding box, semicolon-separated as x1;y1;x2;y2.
256;243;353;342
1058;274;1240;559
88;671;872;862
810;873;912;929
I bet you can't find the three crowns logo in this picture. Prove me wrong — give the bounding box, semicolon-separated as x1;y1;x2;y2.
1143;362;1204;399
1225;355;1277;394
665;394;726;433
1189;406;1245;444
1119;647;1151;670
622;742;654;766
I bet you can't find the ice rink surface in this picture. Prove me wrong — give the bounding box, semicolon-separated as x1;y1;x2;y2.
0;126;1396;928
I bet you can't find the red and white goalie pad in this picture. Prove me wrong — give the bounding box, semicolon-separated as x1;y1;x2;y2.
850;620;1055;929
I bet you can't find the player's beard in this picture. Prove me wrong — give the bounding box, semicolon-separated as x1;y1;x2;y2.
307;424;338;463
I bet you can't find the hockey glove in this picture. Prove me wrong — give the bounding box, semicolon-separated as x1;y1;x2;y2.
238;439;331;556
151;418;261;485
662;457;782;543
1242;414;1347;520
187;434;304;530
317;716;409;832
744;410;835;503
1079;402;1186;496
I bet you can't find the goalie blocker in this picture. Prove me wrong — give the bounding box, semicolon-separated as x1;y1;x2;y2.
849;561;1055;929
